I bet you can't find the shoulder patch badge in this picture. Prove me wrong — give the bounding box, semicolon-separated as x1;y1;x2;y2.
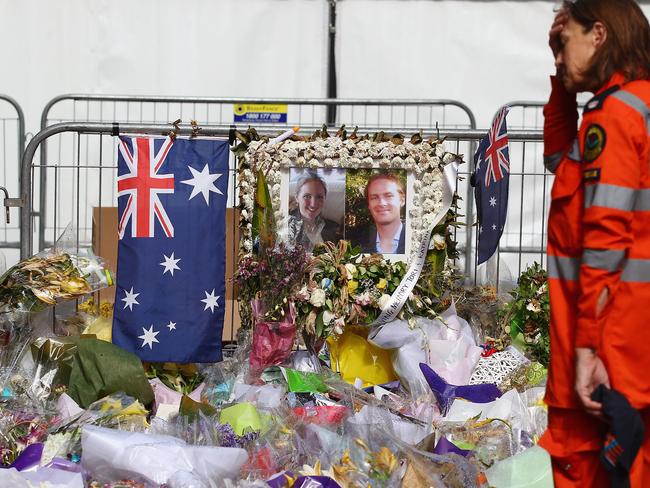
583;124;606;163
583;85;620;114
583;167;601;182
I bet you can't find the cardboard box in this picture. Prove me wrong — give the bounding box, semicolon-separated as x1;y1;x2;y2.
92;207;119;303
91;207;241;342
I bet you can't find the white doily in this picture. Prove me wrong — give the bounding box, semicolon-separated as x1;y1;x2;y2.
469;347;529;386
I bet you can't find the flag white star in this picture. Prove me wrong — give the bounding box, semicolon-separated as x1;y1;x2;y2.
489;196;497;207
181;164;223;205
492;224;497;230
201;289;220;313
138;325;160;349
166;321;177;331
160;252;181;276
121;287;140;311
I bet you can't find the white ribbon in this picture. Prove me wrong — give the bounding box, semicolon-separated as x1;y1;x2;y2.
371;160;459;326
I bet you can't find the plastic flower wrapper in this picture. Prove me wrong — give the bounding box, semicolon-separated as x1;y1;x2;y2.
399;447;481;488
153;409;261;453
0;311;36;396
484;444;552;488
41;392;149;466
25;337;78;404
145;362;204;413
327;325;398;388
0;400;60;467
368;304;481;399
0;465;84;488
201;358;238;407
435;417;515;468
444;388;534;435
80;424;249;486
249;299;297;377
323;375;434;443
0;225;113;317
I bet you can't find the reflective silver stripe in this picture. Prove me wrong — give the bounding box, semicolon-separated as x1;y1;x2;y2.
583;248;626;272
568;138;581;161
612;90;650;134
544;152;563;173
621;258;650;282
548;255;580;281
584;183;636;211
634;189;650;211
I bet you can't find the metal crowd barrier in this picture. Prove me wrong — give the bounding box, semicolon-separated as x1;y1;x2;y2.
35;94;478;255
20;122;545;340
0;95;25;269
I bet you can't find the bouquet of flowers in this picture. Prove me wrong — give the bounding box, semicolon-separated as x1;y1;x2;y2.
498;263;550;366
294;241;446;343
234;243;311;328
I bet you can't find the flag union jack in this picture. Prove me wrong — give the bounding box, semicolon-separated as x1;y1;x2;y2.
482;106;510;187
117;137;175;239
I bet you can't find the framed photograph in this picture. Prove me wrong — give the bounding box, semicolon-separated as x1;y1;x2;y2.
237;135;457;264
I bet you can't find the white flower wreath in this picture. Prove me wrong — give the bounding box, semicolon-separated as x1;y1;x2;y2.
237;135;460;263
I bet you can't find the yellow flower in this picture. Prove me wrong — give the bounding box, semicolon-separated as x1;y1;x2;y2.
371;447;398;474
347;280;359;294
377;278;387;290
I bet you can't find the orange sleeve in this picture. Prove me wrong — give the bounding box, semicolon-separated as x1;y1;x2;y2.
575;101;645;349
544;75;578;157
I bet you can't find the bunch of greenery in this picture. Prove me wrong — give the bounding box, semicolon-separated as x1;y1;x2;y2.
498;263;550;366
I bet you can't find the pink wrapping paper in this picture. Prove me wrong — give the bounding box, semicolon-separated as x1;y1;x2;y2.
250;300;296;374
150;378;204;408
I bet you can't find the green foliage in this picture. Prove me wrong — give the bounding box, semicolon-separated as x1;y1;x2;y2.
498;263;550;366
252;170;276;257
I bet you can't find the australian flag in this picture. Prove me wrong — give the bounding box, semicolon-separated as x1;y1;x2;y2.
472;106;510;265
112;136;230;363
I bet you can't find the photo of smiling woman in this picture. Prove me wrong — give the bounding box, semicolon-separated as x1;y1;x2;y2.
287;169;344;252
345;169;407;255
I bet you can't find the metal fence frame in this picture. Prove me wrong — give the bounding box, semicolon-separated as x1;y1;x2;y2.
36;94;478;254
0;95;25;255
19;122;546;341
20;121;543;263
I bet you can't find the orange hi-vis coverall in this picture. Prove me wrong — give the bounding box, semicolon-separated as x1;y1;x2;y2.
539;73;650;487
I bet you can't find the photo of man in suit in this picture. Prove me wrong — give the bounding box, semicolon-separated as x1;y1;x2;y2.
361;172;406;254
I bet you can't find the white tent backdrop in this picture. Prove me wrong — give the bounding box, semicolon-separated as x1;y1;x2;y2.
6;0;650;133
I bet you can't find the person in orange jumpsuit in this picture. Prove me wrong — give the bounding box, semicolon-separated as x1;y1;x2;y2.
539;0;650;486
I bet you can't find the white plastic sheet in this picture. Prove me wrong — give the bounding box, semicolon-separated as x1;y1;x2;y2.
81;425;248;486
0;467;83;488
369;303;482;395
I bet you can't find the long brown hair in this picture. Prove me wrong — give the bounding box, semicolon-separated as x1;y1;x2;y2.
565;0;650;87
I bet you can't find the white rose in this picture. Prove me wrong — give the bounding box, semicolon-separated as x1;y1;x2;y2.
309;288;326;307
323;310;335;325
345;263;357;280
378;294;392;310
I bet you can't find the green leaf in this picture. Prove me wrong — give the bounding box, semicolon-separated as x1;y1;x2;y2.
325;298;333;310
252;170;276;257
315;311;325;337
